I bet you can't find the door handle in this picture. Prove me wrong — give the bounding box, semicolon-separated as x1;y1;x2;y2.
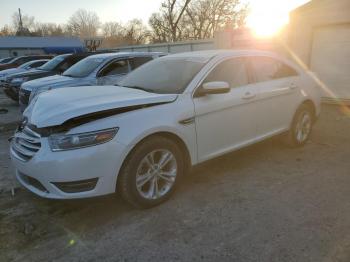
242;92;256;100
289;83;298;90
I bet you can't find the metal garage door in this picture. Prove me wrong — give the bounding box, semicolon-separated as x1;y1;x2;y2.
311;25;350;101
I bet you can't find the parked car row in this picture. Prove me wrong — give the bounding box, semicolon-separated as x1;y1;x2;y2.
1;59;50;100
9;50;321;208
0;55;54;71
19;52;165;111
2;53;89;102
0;52;165;111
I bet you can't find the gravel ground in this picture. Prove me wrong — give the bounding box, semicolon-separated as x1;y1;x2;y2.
1;104;350;262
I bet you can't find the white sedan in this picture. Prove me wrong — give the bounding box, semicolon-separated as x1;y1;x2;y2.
10;50;321;208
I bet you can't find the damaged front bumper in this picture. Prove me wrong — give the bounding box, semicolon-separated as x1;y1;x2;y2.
10;133;128;199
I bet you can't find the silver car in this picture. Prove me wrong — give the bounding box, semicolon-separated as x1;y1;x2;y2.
20;52;166;110
0;59;50;82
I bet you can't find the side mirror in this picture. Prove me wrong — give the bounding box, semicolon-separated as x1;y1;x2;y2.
196;81;230;97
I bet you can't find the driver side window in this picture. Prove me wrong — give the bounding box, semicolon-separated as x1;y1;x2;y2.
204;58;249;88
99;60;129;77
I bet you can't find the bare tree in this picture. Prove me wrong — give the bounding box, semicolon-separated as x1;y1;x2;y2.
0;25;14;36
32;23;65;36
149;0;247;43
100;22;125;48
67;9;101;38
123;19;150;45
12;12;35;35
184;0;248;39
149;0;192;42
102;22;124;38
149;13;169;43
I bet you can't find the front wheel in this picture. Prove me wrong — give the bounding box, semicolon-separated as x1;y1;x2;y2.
286;104;314;147
117;136;184;208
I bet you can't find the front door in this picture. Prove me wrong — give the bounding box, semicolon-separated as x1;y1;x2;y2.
193;57;259;162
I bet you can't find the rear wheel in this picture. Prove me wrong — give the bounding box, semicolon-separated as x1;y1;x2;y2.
286;104;314;147
117;136;184;208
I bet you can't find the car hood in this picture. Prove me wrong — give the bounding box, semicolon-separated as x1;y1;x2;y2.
8;69;50;80
22;75;77;91
26;85;178;128
0;68;25;77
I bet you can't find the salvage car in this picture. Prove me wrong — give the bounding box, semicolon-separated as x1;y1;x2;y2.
10;50;321;208
1;59;50;101
19;52;166;111
4;53;96;103
0;55;53;71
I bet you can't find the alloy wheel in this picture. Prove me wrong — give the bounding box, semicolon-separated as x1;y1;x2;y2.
136;149;177;200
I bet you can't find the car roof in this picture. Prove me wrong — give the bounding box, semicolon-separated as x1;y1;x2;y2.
168;49;286;60
86;51;166;59
13;54;53;59
26;59;50;63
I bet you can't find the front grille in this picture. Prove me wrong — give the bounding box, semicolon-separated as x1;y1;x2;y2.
19;89;31;105
11;126;41;162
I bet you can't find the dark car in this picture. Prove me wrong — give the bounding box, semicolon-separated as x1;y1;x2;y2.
0;57;14;64
0;59;50;101
3;53;100;103
0;55;54;71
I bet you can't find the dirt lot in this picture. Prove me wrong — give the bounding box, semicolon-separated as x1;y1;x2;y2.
1;105;350;262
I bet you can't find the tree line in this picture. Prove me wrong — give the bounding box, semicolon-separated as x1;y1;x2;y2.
0;0;248;48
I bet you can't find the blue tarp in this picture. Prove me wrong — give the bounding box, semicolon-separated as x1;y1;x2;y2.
43;46;86;54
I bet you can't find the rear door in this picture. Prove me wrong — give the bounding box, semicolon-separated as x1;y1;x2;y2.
248;56;300;137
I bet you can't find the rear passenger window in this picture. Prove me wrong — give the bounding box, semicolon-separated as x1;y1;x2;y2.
204;58;249;88
250;57;298;83
130;57;153;70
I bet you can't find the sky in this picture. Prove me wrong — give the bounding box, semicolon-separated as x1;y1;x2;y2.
0;0;310;34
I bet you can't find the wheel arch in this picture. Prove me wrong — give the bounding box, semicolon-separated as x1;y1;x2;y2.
300;99;317;122
116;131;192;189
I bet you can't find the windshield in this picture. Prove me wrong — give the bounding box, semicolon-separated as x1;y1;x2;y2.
18;61;37;69
38;55;68;71
119;56;208;94
63;57;104;78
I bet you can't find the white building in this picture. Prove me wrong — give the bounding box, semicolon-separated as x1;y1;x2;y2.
288;0;350;102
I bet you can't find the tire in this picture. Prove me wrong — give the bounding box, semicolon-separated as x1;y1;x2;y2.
3;87;19;102
285;104;314;147
117;136;184;209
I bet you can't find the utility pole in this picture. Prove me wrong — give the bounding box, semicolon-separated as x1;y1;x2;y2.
18;8;23;31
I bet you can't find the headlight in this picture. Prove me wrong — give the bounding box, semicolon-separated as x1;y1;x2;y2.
11;77;28;84
49;128;118;151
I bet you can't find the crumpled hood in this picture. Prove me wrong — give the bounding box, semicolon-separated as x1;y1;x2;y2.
21;75;77;91
27;85;178;128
